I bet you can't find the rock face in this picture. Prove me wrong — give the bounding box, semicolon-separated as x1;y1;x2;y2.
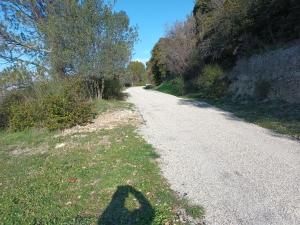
228;41;300;103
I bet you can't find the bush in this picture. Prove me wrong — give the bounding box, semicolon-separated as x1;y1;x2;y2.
1;78;94;131
41;94;93;130
9;101;41;131
0;91;26;129
103;78;123;99
156;77;184;96
197;64;227;98
8;93;94;131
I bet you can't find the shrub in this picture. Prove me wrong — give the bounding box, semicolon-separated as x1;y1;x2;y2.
9;101;41;131
2;78;95;131
8;93;94;131
0;91;26;129
156;77;184;96
197;64;227;98
103;78;123;100
41;94;93;130
197;64;223;89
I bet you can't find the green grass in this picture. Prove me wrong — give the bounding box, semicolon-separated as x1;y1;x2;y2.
155;80;183;97
93;99;133;114
184;92;300;139
212;98;300;139
0;100;203;225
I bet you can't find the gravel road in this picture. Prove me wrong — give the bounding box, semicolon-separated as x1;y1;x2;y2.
126;87;300;225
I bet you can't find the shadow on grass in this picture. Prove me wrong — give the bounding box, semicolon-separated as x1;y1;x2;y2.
98;185;154;225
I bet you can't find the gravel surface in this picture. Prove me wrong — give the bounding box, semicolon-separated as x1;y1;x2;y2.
126;87;300;225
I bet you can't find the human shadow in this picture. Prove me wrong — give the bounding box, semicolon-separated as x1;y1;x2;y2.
98;185;154;225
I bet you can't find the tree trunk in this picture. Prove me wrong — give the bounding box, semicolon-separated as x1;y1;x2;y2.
99;78;105;99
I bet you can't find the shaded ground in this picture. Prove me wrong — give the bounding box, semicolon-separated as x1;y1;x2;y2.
127;87;300;225
186;93;300;139
155;80;300;138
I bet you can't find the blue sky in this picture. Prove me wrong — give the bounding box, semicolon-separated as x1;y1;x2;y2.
114;0;195;64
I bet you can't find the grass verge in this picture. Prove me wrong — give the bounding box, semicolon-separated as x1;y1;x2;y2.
187;93;300;139
155;84;300;139
0;99;203;225
155;80;183;97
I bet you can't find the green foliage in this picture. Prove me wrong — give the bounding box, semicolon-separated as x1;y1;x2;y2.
196;64;227;98
148;39;170;85
0;66;33;91
150;0;300;102
197;65;223;89
1;78;94;131
8;93;93;132
93;99;132;114
0;75;124;132
193;0;300;63
0;0;138;100
155;77;184;96
0;1;46;68
193;0;214;16
0;91;25;129
207;98;300;138
0;115;203;224
40;95;93;131
43;0;138;83
126;61;147;86
103;79;123;100
9;101;40;131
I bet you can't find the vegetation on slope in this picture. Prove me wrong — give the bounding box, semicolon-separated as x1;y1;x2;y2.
147;0;300;96
0;0;137;131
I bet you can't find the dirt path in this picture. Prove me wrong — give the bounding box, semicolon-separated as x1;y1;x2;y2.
127;87;300;225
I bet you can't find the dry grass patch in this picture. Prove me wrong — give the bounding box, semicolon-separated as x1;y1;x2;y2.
59;109;142;136
9;144;49;156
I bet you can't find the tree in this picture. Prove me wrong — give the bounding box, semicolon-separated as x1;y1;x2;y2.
1;0;138;99
0;65;33;92
40;0;137;98
126;61;146;86
148;16;197;84
148;39;170;85
192;0;300;64
162;16;197;77
0;0;50;69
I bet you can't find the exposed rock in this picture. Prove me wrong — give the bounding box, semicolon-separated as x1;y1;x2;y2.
228;41;300;103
